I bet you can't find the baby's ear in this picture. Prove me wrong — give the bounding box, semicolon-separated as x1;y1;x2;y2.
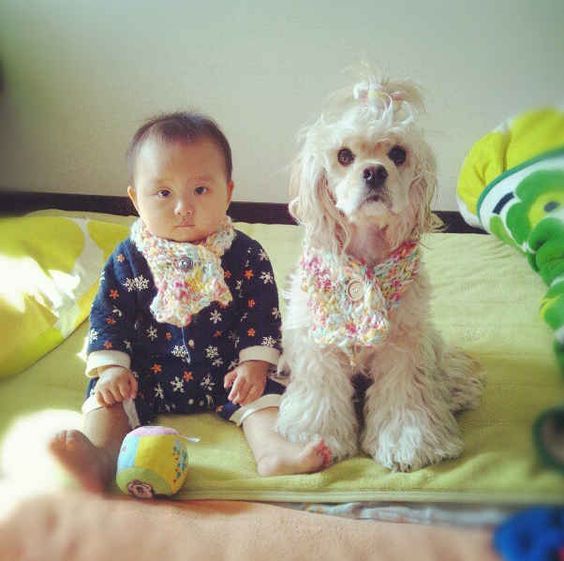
226;180;235;205
127;185;139;214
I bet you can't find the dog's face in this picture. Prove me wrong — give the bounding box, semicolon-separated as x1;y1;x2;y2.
327;134;415;222
290;77;437;250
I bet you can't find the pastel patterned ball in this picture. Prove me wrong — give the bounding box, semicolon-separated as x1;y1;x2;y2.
116;426;189;498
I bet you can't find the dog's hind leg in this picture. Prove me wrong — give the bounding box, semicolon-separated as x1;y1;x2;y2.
441;346;485;414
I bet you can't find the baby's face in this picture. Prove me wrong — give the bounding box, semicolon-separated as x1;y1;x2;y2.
128;138;234;242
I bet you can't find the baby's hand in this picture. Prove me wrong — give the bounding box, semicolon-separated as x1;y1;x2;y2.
95;365;138;407
224;361;268;406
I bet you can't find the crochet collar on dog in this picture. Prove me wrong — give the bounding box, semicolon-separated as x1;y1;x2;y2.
299;239;420;355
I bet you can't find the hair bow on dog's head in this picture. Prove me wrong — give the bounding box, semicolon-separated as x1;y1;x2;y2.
353;81;405;111
352;79;417;127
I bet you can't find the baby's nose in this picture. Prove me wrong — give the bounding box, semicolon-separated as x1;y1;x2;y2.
175;199;193;216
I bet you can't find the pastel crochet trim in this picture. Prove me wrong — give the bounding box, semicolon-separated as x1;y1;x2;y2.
300;240;420;354
131;219;235;327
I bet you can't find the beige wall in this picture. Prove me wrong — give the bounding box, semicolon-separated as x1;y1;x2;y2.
0;0;562;210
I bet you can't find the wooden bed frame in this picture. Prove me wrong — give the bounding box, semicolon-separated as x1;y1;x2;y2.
0;190;485;234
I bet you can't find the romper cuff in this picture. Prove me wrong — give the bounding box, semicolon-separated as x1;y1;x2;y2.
239;346;280;366
85;350;131;378
229;394;282;426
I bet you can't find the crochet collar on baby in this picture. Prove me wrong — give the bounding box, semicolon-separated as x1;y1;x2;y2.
299;240;420;355
131;218;235;327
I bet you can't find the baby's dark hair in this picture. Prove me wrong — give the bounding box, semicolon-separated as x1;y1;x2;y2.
127;111;233;184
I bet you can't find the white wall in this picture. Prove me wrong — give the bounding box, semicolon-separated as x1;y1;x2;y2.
0;0;562;210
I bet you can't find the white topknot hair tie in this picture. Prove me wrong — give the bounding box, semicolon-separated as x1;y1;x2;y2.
352;80;415;126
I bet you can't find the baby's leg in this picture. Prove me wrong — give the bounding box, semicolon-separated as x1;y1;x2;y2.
242;407;332;476
49;403;130;492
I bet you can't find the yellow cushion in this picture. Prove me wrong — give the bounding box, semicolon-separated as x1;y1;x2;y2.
457;107;564;222
0;214;129;378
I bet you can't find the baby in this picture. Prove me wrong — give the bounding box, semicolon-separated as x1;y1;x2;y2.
50;112;331;492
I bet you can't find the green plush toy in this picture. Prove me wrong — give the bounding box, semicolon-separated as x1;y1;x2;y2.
457;107;564;472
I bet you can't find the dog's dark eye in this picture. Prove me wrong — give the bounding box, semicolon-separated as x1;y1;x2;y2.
388;145;407;166
337;148;355;166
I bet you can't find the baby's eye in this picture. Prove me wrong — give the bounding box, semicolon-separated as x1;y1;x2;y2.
195;186;208;195
157;189;171;198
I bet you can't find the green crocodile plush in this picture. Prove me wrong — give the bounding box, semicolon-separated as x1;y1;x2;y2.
457;107;564;472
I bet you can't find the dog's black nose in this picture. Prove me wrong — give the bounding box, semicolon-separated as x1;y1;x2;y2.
363;166;388;189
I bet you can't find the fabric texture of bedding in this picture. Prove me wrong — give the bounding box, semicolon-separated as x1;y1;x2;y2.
0;212;562;505
0;491;501;561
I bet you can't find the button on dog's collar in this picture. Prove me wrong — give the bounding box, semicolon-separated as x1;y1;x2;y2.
347;279;363;302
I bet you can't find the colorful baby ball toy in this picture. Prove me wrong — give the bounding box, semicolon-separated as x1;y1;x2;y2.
116;426;191;499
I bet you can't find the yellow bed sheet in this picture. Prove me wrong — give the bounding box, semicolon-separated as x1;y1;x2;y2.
0;217;562;503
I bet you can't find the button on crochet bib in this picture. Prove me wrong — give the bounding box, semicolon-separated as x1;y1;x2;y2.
299;240;420;355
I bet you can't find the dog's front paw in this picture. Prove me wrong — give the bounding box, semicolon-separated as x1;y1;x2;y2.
366;423;463;472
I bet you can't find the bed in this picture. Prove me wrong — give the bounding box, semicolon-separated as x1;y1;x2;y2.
0;202;562;560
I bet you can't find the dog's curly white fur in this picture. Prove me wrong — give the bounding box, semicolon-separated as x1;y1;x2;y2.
277;76;484;472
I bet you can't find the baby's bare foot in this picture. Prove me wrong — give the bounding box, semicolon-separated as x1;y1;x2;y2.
257;439;332;476
49;430;112;493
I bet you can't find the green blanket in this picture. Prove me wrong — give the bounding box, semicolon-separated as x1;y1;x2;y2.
1;217;562;503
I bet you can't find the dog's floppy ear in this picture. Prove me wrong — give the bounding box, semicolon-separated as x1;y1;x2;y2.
289;146;346;252
288;151;326;225
380;78;438;238
409;140;438;238
384;143;437;249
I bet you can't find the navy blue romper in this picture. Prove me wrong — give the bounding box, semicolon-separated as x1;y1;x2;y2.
85;230;284;425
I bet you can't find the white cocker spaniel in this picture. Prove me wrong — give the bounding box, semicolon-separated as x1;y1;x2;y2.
276;76;484;471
